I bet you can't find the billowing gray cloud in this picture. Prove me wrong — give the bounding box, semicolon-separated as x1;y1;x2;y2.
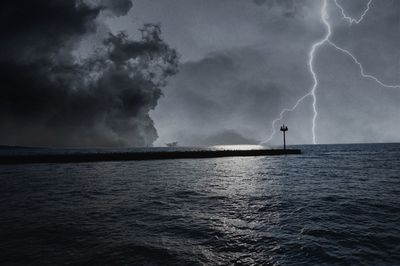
84;0;133;16
0;0;179;147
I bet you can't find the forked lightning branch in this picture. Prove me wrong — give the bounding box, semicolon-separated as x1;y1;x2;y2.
262;0;400;145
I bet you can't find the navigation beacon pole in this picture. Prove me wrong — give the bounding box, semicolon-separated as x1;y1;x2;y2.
280;124;288;150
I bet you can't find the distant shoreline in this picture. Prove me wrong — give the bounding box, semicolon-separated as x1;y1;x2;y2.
0;149;301;165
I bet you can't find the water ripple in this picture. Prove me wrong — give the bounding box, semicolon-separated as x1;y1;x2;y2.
0;143;399;264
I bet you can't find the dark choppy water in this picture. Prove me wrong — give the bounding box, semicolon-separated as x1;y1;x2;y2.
0;144;399;265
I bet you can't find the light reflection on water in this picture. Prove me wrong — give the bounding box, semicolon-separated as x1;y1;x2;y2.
0;143;399;265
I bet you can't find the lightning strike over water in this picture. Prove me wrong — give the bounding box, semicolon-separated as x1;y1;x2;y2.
309;0;331;145
261;93;312;144
263;0;400;145
262;0;330;145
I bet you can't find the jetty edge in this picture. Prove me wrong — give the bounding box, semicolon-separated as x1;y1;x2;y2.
0;149;301;165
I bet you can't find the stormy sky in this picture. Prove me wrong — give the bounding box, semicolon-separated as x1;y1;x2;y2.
1;0;399;147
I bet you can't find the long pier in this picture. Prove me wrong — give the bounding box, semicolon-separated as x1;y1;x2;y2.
0;149;301;164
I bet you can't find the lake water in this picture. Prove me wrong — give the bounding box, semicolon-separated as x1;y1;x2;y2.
0;144;399;265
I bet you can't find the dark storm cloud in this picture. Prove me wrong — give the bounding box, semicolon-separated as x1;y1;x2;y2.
99;0;133;16
0;0;179;147
0;0;99;62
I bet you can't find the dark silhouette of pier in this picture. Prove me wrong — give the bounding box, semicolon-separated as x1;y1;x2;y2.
0;149;301;165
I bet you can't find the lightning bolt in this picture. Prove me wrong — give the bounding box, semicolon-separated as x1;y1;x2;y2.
327;40;400;89
334;0;372;24
261;92;312;144
262;0;400;145
262;0;330;145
